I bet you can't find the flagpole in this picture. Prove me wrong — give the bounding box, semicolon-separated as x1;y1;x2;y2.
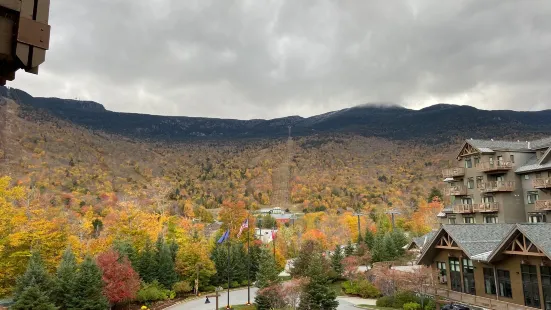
272;222;276;260
227;226;231;310
247;212;251;305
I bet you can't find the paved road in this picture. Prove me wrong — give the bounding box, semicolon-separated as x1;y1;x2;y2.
167;287;367;310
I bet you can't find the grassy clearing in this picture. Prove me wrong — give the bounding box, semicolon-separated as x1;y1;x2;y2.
218;305;255;310
356;305;399;310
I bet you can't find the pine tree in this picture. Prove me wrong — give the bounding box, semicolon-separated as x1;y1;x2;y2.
68;257;109;310
256;248;280;289
291;240;321;278
298;254;338;310
364;228;375;250
51;247;77;309
249;244;262;281
344;241;354;257
138;239;158;283
390;229;408;257
11;284;57;310
371;234;385;262
113;239;138;269
383;234;397;260
13;251;53;302
330;245;344;278
157;243;178;289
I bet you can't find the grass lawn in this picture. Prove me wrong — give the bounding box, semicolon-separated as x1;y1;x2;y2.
356;305;399;310
218;305;255;310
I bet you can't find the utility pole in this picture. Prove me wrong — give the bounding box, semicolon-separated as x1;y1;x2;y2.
354;212;363;242
272;222;277;260
226;227;231;310
385;209;401;230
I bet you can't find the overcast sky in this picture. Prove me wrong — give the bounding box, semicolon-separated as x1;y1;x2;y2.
9;0;551;119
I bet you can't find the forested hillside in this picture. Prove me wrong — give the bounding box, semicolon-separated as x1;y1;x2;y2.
3;91;545;301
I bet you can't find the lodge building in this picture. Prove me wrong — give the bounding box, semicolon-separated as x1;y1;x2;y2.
439;138;551;224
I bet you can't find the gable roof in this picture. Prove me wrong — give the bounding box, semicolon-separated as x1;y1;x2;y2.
515;153;551;174
531;137;551;150
417;224;515;265
407;231;437;251
467;139;531;152
488;223;551;262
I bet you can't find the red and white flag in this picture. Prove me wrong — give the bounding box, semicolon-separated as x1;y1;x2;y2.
237;219;248;237
271;229;277;240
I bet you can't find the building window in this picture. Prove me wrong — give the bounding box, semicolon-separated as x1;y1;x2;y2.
467;178;474;189
527;191;539;204
484;215;498;223
510;155;515;163
464;216;475;224
437;262;447;284
536;172;542;179
462;259;475;295
483;195;495;203
461;197;473;205
497;156;503;164
449;258;461;292
483;268;496;295
465;158;472;168
476;176;483;188
525;174;530;180
448;217;456;224
474;157;480;165
497;269;512;298
529;214;546;223
496;175;504;182
541;266;551;310
522;264;541;308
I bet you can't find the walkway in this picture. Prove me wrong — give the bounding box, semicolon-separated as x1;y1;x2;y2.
167;287;375;310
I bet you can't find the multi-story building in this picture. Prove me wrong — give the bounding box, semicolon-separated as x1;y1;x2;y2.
439;137;551;224
417;223;551;310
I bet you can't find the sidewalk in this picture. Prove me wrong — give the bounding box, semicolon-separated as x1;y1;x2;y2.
336;296;377;306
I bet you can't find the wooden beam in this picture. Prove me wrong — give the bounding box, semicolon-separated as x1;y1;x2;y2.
436;245;461;250
503;251;545;257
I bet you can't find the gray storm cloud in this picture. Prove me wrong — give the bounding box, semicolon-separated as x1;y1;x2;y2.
10;0;551;119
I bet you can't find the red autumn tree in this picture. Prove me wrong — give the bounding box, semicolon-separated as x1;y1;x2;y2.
97;250;140;306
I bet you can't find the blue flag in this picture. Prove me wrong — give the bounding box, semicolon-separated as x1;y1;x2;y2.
217;229;229;244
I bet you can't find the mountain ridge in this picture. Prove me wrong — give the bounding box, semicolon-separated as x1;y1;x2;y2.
2;86;551;143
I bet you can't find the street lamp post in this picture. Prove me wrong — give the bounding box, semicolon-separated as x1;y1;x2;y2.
353;212;363;242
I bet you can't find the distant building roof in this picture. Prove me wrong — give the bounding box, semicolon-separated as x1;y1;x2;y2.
467;139;531;152
444;224;514;259
408;231;437;251
515;154;551;173
530;137;551;150
204;221;222;237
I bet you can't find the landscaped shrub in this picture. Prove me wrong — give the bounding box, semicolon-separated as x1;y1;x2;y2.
254;285;287;310
341;280;381;298
376;295;394;307
137;281;171;302
424;299;436;310
392;291;419;308
230;280;240;288
403;302;422;310
240;279;250;286
173;281;192;296
201;285;215;293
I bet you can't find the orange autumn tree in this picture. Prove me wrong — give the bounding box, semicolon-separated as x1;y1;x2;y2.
407;197;443;235
218;200;254;239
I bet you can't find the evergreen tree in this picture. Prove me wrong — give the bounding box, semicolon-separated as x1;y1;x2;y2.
256;248;280;289
68;257;109;310
231;243;248;283
138;239;158;283
344;241;354;257
371;234;385;262
364;228;375;250
298;254;338;310
390;229;408;257
427;187;443;202
51;247;77;309
291;240;321;278
11;284;57;310
330;245;344;278
249;244;262;281
157;243;178;289
169;241;179;262
113;239;138;269
13;251;53;302
383;234;397;260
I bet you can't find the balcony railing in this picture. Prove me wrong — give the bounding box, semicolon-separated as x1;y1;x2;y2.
533;178;551;189
444;185;467;196
421;285;535;310
480;181;515;193
442;167;465;178
473;202;499;213
476;161;513;173
453;204;474;214
535;200;551;211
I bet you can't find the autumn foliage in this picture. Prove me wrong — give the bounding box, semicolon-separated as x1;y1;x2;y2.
97;250;140;305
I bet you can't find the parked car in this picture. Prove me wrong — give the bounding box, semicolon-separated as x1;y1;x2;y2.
441;304;470;310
